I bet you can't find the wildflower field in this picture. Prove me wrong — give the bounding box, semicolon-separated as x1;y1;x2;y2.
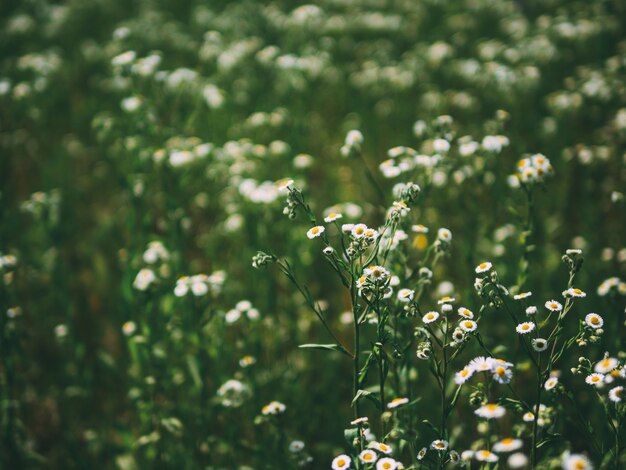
2;0;626;468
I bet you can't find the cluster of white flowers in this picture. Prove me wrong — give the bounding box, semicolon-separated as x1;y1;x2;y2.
174;271;226;297
455;356;514;385
224;300;261;324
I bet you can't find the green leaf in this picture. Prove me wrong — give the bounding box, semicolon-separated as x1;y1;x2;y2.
186;355;202;389
352;389;381;409
299;343;345;354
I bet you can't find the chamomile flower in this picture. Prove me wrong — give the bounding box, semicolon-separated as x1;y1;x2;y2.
133;268;156;290
387;397;409;409
122;321;136;336
370;441;393;454
594;356;618;374
352;223;368;238
523;412;535;422
508;453;528;469
492;365;513;384
332;454;352;470
262;401;286;415
455;366;475;384
289;440;305;453
239;355;257;367
584;313;603;329
526;306;538;315
376;458;397;470
475;262;493;273
475;450;498;463
562;453;592;470
423;311;440;323
545;300;563;312
585;373;605;387
437;228;452;242
458;307;474;319
430;440;448;451
351;417;369;426
493;438;523;453
397;289;415;302
469;356;494;372
609;386;623;403
438;296;456;305
563;287;586;298
342;223;355;233
516;322;535;334
359;450;377;464
324;212;343;223
514;291;532;300
459;319;477;333
417;447;427;460
307;226;325;239
412;224;429;233
276;178;294;192
532;338;548;352
475;403;506;419
544;377;559;391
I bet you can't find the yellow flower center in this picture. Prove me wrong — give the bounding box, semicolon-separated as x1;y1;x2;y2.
479;263;488;269
337;459;345;466
486;404;498;411
464;321;473;328
502;438;513;444
312;227;319;234
590;316;600;325
496;367;506;376
364;454;373;461
380;444;389;451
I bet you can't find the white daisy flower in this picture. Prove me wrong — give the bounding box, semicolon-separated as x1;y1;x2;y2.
239;355;257;368
289;440;305;453
459;319;477;333
532;338;548;352
417;447;427;460
584;313;603;329
423;311;440;323
133;268;156;291
376;457;397;470
122;321;136;336
458;307;474;319
516;322;535;334
469;356;494;372
475;450;498;463
306;225;327;240
262;401;286;415
332;454;352;470
342;223;355;233
508;453;528;469
545;300;563;312
433;138;450;153
563;287;586;298
475;262;493;273
324;212;343;223
544;377;558;391
514;291;532;300
437;296;456;305
397;289;415;303
437;228;452;242
387;397;409;409
455;366;475;384
493;438;523;453
359;449;377;464
594;356;618;374
492;365;513;384
430;440;448;451
411;224;429;233
562;453;592;470
608;386;623;403
352;223;368;238
526;306;538;315
523;412;535;422
585;373;605;387
369;441;393;454
475;403;506;419
351;417;369;426
276;178;294;192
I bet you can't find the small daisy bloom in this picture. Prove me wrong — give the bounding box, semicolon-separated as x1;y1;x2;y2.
437;228;452;242
492;365;513;384
475;403;506;419
289;440;305;453
584;313;603;329
397;289;415;303
437;296;456;305
526;306;537;315
544;377;558;391
332;454;352;470
352;223;368;238
460;320;478;333
545;300;563;312
475;262;492;274
455;366;475;385
493;437;523;453
276;178;294;191
514;291;532;300
342;223;355;233
450;450;460;463
508;453;528;469
324;212;343;223
412;224;429;233
430;440;448;451
387;397;409;409
262;401;286;415
306;226;325;239
594;356;618;374
564;287;586;298
475;450;498;463
469;356;494;372
417;447;427;460
532;338;548;352
423;311;440;324
351;416;368;426
609;386;623;403
370;441;393;454
376;458;397;470
523;412;535;422
359;450;377;464
585;373;605;387
562;453;592;470
516;322;535;334
458;307;474;319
